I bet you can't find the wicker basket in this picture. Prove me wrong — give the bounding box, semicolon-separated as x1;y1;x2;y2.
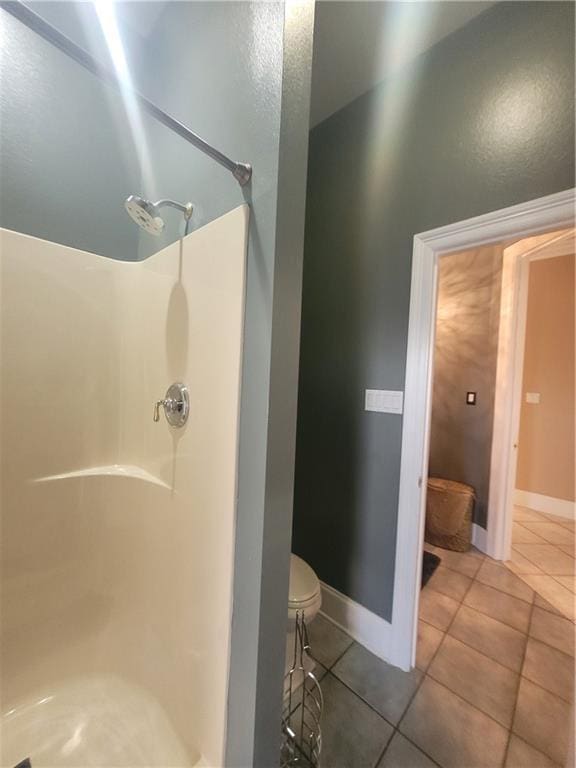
425;477;475;552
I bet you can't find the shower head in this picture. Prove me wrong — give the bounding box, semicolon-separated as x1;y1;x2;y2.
125;195;165;235
124;195;193;236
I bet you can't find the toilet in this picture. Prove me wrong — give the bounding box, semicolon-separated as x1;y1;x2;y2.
285;554;322;676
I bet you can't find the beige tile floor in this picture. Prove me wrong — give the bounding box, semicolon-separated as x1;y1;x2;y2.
505;506;575;621
308;539;575;768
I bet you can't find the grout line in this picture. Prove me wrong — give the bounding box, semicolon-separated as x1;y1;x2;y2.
325;636;354;671
418;616;444;632
428;562;480;649
323;578;564;680
411;672;515;739
506;547;546;577
457;592;532;634
324;637;466;753
418;553;540;628
516;535;575;551
315;524;572;767
471;574;534;607
421;570;527;728
442;602;528;670
426;562;483;581
520;512;575;530
393;564;482;758
531;598;573;621
503;596;535;766
310;614;354;671
422;599;525;642
372;738;390;768
424;583;468;605
323;669;398;728
517;666;576;705
512;520;549;545
505;565;575;622
512;543;574;571
432;546;543;606
434;554;572;763
373;726;444;768
321;671;433;768
424;571;529;731
398;732;443;767
550;574;576;592
319;546;572;765
418;610;526;666
522;622;574;658
371;724;396;768
418;570;519;758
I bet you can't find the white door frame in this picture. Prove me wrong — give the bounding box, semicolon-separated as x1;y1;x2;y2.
389;189;575;671
489;226;576;561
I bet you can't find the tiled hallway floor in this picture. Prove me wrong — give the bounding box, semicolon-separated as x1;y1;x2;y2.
308;541;575;768
504;506;575;620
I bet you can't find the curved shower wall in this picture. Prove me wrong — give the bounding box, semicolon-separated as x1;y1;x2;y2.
0;205;249;767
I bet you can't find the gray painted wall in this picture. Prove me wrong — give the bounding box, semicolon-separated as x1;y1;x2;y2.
0;2;286;261
128;2;286;260
248;6;315;762
0;6;142;259
293;1;575;622
429;245;504;529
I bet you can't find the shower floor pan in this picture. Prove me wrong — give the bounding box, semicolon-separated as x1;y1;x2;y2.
1;675;201;767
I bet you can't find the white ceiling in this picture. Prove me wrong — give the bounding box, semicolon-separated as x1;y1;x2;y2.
310;1;494;127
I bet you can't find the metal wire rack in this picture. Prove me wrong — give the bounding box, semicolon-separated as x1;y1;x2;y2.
281;612;323;767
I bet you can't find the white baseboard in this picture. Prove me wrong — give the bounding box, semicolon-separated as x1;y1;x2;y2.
515;489;575;520
472;523;489;554
319;581;395;666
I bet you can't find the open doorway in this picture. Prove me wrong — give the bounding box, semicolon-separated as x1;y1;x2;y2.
386;189;575;767
420;226;574;605
392;188;575;672
500;231;575;615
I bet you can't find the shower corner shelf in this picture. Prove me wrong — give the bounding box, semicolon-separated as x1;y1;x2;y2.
32;464;170;490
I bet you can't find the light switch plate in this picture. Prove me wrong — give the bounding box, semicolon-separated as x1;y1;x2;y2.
365;389;404;414
466;391;476;405
526;392;541;404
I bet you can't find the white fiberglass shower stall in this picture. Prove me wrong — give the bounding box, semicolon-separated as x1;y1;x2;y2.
0;4;253;766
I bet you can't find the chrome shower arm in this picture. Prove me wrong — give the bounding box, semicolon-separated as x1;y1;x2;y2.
154;200;194;220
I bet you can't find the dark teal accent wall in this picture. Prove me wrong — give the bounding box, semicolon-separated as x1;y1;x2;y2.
293;1;575;622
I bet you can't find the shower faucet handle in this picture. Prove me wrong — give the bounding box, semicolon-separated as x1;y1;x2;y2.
153;398;172;422
153;383;190;428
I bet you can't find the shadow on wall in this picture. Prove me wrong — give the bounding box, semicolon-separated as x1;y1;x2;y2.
166;242;190;379
428;244;504;529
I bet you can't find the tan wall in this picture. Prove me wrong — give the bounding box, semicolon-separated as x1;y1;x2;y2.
516;253;575;501
429;244;503;528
